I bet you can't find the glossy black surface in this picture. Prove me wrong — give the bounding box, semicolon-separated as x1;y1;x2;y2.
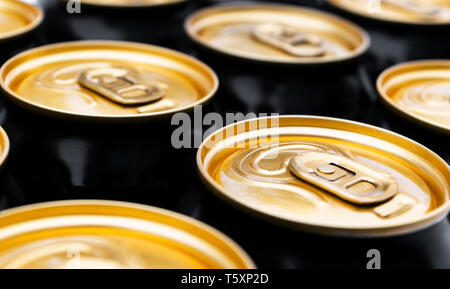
0;0;449;268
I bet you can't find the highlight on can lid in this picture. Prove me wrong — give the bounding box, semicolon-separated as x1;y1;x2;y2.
327;0;450;25
0;41;218;121
377;60;450;134
0;200;255;269
197;116;450;237
185;3;370;65
0;0;43;41
77;0;189;8
0;127;9;169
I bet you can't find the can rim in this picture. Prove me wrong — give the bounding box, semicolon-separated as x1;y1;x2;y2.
196;115;450;236
0;199;256;269
0;127;9;169
326;0;450;26
376;59;450;135
184;2;371;65
0;0;44;41
0;40;219;121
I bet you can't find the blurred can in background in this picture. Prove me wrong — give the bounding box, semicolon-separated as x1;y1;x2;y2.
0;40;218;206
195;115;450;268
377;59;450;136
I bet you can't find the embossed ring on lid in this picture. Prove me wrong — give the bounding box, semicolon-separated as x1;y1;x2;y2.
74;0;189;8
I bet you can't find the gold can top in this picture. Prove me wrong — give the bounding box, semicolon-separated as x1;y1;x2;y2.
77;0;188;8
185;4;370;65
327;0;450;25
197;116;450;237
0;0;43;41
0;41;218;121
377;60;450;134
0;200;255;269
0;127;9;169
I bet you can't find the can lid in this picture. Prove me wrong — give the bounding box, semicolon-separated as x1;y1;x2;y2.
197;116;450;237
377;60;450;134
327;0;450;25
0;200;255;269
0;41;218;121
0;127;9;169
185;4;370;65
78;0;189;8
0;0;43;41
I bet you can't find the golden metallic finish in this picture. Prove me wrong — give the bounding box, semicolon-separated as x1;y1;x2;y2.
185;4;370;65
377;60;450;134
0;127;9;169
0;41;218;122
252;23;327;58
327;0;450;25
0;200;255;269
77;0;188;8
197;116;450;237
0;0;43;41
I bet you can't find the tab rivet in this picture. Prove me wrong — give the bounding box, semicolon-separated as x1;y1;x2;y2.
317;164;336;175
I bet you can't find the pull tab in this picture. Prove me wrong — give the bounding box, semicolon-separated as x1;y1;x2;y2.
288;152;398;205
78;67;165;105
374;194;415;218
382;0;442;16
252;23;326;57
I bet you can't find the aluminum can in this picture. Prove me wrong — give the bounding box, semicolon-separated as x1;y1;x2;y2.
197;115;450;237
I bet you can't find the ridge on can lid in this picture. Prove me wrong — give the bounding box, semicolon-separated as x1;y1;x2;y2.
0;127;9;169
377;60;450;134
74;0;189;8
185;3;370;65
197;115;450;237
0;41;218;122
0;200;255;269
327;0;450;26
0;0;43;41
